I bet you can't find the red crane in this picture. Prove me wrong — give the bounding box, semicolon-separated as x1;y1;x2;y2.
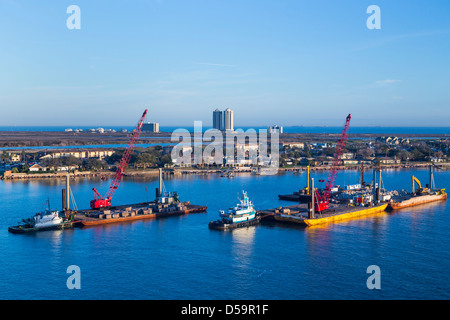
314;114;352;212
90;109;148;209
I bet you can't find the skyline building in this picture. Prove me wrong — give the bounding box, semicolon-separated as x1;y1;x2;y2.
213;109;224;131
224;108;234;131
212;108;234;131
269;125;283;134
142;122;160;132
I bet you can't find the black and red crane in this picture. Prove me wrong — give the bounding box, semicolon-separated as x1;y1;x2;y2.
314;114;352;212
90;109;148;209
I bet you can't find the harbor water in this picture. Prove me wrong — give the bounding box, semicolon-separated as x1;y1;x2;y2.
0;168;449;300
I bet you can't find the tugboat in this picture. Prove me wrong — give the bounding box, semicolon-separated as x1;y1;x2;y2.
8;199;74;234
208;191;260;230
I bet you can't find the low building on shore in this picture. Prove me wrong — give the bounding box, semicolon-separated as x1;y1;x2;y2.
281;142;305;149
342;159;359;165
39;149;115;161
378;157;401;164
29;163;48;172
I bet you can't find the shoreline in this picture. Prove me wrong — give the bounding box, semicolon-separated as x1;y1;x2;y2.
1;131;449;150
1;162;447;181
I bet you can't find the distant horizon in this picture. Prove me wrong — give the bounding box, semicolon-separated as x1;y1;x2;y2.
1;124;450;129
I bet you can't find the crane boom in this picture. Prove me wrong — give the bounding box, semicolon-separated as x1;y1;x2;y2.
90;109;148;209
106;109;148;199
315;114;351;212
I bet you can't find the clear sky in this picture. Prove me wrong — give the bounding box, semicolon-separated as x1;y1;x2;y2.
0;0;449;127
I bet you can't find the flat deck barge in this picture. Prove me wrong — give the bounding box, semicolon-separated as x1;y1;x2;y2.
74;201;207;227
388;192;447;210
258;203;388;226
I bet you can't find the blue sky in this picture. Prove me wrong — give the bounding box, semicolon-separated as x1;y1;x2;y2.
0;0;449;127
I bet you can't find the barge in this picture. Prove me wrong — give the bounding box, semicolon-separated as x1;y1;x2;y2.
300;203;387;226
278;166;312;203
388;191;447;210
75;168;207;227
278;192;311;203
262;203;388;227
388;169;447;210
75;201;206;227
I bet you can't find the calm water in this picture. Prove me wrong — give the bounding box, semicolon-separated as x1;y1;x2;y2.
0;168;449;300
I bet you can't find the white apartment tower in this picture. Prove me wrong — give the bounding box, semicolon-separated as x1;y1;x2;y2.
224;108;234;131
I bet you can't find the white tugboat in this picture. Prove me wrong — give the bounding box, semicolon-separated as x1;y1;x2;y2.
8;199;74;234
209;191;260;229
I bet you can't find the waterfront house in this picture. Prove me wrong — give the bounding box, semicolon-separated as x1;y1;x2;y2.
9;154;21;162
29;163;48;172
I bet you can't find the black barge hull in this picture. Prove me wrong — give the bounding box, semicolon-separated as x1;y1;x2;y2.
208;216;261;230
8;222;74;234
278;194;312;203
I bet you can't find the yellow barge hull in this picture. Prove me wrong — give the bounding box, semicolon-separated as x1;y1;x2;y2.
303;204;388;226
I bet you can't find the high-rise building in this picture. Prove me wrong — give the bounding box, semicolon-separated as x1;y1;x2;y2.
213;109;223;131
224;108;234;131
142;122;160;132
269;125;283;134
212;108;234;131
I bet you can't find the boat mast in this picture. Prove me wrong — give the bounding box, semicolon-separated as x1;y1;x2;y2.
430;164;435;190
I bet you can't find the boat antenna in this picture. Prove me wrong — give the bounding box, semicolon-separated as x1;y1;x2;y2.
47;196;51;212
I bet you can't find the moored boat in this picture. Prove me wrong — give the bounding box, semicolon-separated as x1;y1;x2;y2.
209;191;260;230
8;200;74;234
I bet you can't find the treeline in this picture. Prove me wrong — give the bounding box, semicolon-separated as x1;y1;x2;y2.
105;146;172;169
281;139;449;165
40;156;105;171
10;146;172;173
39;147;172;171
